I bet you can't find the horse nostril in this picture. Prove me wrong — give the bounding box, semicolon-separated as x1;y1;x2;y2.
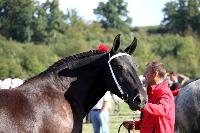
143;100;147;105
133;95;141;105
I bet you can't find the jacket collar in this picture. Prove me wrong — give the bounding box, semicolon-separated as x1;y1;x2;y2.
147;80;167;96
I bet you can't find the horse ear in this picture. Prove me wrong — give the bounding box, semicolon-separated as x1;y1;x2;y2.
111;34;121;52
124;37;137;55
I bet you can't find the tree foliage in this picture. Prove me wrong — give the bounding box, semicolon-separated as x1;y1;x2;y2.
162;0;200;35
0;0;34;42
31;4;49;43
0;0;200;79
94;0;132;32
31;0;66;43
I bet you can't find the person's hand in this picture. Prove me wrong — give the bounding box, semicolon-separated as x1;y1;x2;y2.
122;121;135;130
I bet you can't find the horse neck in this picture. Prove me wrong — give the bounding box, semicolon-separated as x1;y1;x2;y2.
20;74;60;94
64;53;109;120
22;51;108;93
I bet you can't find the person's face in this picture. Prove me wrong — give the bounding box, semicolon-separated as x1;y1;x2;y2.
170;74;177;82
143;66;156;85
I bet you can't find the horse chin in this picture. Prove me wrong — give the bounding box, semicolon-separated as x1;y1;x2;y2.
128;102;141;111
128;99;147;111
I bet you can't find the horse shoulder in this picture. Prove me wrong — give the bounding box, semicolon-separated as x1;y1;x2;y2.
26;88;74;132
0;88;74;133
44;92;74;132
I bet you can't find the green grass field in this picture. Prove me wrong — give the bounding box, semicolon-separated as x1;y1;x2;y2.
82;100;140;133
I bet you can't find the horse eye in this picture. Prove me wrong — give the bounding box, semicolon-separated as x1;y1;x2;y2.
116;65;123;70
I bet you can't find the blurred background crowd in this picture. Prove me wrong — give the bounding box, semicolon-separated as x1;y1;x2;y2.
0;78;24;89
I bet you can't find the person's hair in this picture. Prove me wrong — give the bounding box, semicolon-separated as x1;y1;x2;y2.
146;61;166;78
169;71;177;76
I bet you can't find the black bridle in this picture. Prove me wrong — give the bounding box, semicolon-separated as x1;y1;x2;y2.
108;52;139;102
108;52;141;133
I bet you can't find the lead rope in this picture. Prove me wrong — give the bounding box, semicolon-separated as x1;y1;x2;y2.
118;122;132;133
118;123;123;133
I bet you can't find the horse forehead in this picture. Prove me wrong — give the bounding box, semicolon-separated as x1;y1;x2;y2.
115;55;136;68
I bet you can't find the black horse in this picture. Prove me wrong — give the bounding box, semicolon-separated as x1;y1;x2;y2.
0;34;147;133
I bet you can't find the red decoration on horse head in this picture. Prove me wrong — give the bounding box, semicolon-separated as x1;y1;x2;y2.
98;44;110;52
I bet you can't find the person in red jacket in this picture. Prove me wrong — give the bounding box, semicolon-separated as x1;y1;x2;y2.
123;61;175;133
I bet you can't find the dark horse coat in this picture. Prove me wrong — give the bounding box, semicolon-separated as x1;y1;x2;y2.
0;34;147;133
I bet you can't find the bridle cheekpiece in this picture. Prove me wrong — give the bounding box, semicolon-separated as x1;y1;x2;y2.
108;52;131;101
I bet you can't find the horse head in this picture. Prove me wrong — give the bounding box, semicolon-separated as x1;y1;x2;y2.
107;34;147;110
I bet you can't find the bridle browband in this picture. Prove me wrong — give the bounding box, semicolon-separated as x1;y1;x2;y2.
108;52;131;101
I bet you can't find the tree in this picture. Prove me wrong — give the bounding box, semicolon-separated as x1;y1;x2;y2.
188;0;200;34
161;1;178;33
94;0;132;31
31;4;49;43
65;9;83;27
177;36;200;77
162;0;200;35
31;0;67;43
0;0;34;42
48;0;66;33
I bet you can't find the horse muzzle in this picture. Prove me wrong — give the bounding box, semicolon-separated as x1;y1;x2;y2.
128;94;147;111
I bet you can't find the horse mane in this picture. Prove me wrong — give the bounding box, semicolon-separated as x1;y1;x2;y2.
46;50;105;72
24;50;107;83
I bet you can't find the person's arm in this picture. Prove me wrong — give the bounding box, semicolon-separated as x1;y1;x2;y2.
100;91;111;112
100;101;109;112
143;92;174;116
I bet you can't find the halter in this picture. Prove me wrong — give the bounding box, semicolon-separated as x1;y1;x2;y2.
108;52;131;100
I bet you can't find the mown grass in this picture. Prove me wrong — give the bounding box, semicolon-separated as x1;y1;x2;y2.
82;100;140;133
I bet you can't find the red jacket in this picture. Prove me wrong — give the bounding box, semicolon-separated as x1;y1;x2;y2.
171;89;180;96
170;82;181;96
136;81;175;133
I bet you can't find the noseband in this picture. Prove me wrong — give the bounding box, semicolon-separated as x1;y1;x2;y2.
108;53;132;101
